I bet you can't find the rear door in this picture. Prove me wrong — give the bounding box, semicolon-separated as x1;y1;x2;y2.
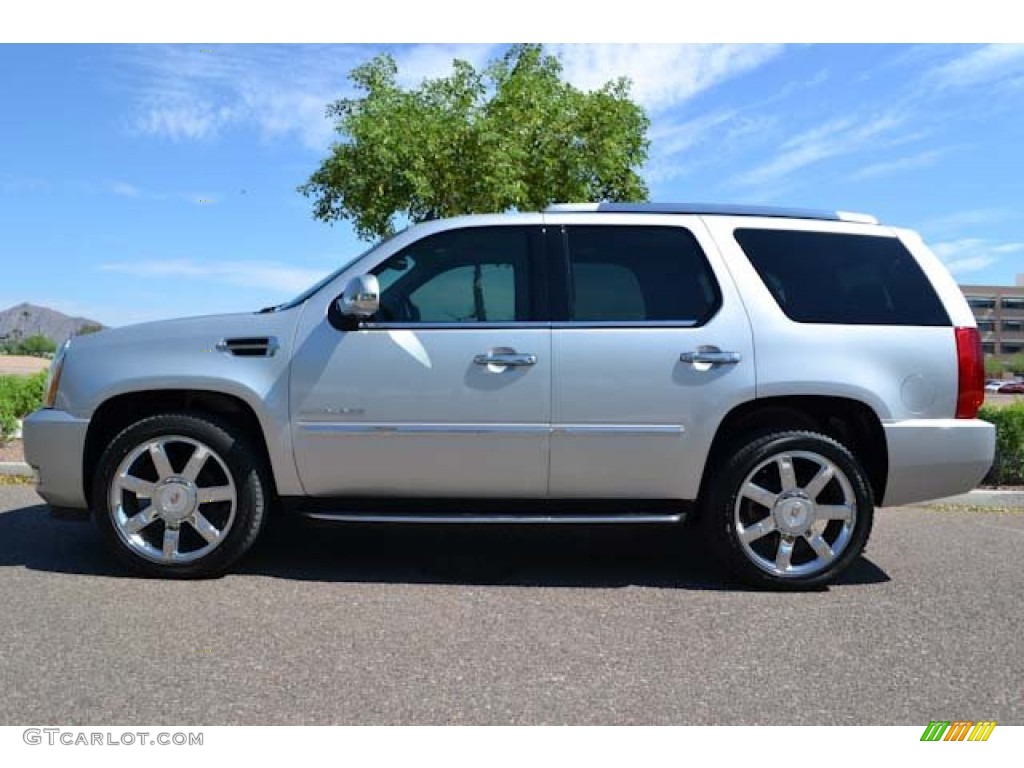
545;214;756;500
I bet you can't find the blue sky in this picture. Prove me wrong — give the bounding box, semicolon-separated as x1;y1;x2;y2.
1;43;1022;327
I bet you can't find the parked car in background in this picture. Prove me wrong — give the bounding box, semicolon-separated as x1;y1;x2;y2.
985;380;1006;392
997;381;1024;394
23;202;996;589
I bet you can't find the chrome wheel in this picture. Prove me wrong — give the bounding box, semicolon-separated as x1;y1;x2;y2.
108;435;237;565
733;450;857;578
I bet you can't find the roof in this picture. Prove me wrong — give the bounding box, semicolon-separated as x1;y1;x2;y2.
544;202;878;224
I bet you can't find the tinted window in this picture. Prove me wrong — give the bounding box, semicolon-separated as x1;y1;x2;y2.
735;229;950;326
372;227;532;323
565;226;720;323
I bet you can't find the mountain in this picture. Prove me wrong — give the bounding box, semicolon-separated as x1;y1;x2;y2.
0;303;105;343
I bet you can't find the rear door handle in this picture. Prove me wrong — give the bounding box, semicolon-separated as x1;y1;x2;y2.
474;350;537;367
680;346;741;365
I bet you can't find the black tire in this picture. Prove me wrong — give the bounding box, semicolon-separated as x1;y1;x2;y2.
699;430;874;590
92;412;270;578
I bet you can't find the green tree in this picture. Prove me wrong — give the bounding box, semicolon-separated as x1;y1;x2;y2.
300;44;650;240
985;355;1006;378
1008;352;1024;377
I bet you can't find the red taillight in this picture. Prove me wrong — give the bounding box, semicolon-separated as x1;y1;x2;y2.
955;326;984;419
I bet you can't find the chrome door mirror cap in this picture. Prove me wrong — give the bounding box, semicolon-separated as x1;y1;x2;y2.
338;274;380;319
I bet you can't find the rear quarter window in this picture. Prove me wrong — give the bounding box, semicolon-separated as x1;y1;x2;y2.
734;229;950;326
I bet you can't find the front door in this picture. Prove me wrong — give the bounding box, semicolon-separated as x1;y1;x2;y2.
289;225;551;498
546;216;756;500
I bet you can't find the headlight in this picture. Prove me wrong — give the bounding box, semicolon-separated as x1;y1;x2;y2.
42;338;71;409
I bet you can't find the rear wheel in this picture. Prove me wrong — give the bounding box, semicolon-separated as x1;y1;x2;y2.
700;430;874;589
92;413;269;578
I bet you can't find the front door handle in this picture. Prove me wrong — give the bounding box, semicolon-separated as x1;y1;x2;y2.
473;350;537;367
680;346;742;365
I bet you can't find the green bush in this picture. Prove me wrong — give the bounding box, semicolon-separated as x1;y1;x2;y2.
17;334;56;357
978;402;1024;486
0;334;56;357
0;403;15;441
0;371;46;442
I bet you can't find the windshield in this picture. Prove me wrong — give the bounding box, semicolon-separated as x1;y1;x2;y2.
270;229;406;312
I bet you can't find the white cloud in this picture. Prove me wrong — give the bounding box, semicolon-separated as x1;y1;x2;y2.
649;111;737;156
0;175;47;193
122;45;365;149
850;148;949;181
136;102;239;141
101;259;330;293
239;88;337;148
917;208;1015;237
550;44;783;113
73;180;216;204
645;111;775;185
110;181;141;197
931;44;1024;89
931;238;1024;276
123;44;500;151
731;112;907;190
394;44;496;87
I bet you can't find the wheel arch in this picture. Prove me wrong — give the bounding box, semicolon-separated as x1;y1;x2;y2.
697;395;888;509
83;389;279;505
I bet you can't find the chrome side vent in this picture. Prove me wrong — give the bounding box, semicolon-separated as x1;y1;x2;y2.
216;336;278;357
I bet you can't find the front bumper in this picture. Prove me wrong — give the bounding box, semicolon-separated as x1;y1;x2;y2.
22;409;89;509
881;419;996;507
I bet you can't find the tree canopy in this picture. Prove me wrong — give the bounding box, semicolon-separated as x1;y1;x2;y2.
300;44;650;240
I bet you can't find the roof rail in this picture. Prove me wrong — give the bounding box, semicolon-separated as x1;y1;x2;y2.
544;202;878;224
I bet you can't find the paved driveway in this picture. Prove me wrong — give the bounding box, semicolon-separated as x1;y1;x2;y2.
0;484;1020;725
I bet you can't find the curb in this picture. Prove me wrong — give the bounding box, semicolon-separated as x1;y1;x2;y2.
0;462;33;478
926;488;1024;509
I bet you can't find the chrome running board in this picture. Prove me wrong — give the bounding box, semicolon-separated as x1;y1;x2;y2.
302;511;686;525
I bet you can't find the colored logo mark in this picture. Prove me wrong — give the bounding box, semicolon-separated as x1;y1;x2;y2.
920;720;996;741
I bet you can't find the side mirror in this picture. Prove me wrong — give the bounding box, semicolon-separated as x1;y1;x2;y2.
337;274;380;319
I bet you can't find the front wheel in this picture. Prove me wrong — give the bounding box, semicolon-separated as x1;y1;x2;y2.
92;413;270;578
700;431;874;589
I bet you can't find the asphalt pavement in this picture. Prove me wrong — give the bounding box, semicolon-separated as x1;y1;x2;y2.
0;483;1021;725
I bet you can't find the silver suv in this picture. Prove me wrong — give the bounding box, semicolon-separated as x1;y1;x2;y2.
23;203;995;588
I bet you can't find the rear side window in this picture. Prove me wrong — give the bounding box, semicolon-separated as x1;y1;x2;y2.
734;229;950;326
565;226;720;324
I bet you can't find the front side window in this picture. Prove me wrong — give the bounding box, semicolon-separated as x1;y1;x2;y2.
735;229;951;326
370;227;533;323
564;226;720;324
